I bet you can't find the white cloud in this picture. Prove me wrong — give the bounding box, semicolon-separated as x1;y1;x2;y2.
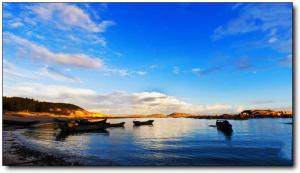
3;59;81;82
231;3;243;10
9;21;24;28
279;54;292;67
136;71;147;75
4;32;104;69
212;3;291;39
26;31;45;40
31;3;115;33
3;83;243;115
40;66;81;82
88;34;107;47
31;4;53;20
103;68;148;77
103;68;130;77
3;12;12;18
3;59;37;79
212;3;292;53
23;16;37;26
149;65;158;69
68;35;81;42
268;36;278;43
192;68;202;73
172;66;180;75
267;29;278;43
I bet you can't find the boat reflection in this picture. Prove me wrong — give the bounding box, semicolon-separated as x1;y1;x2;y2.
217;129;233;141
133;124;153;128
55;129;109;141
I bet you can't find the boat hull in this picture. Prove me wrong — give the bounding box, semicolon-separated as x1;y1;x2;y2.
58;122;107;133
216;120;233;132
76;119;107;126
107;122;125;127
133;120;154;126
3;120;40;126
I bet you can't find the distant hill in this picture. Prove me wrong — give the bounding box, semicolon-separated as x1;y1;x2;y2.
2;96;292;119
146;114;167;118
239;109;292;118
168;112;194;118
168;110;292;119
3;96;84;115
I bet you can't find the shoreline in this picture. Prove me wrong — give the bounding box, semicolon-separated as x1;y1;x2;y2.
2;127;82;166
3;110;293;122
2;126;119;166
2;118;292;166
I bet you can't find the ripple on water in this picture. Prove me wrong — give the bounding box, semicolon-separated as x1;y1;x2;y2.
20;118;292;166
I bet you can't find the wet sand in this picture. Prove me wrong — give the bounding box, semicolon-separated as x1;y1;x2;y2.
2;125;121;166
2;125;85;166
2;126;81;166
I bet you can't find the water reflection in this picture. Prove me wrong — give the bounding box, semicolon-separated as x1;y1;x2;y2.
217;129;233;141
21;118;292;165
55;129;109;141
129;118;202;139
133;124;153;128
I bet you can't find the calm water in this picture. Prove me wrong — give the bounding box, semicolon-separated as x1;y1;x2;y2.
20;118;293;166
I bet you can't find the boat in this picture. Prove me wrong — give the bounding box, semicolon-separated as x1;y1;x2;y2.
54;118;107;125
107;122;125;127
133;120;154;126
75;119;107;126
3;119;40;126
57;121;107;133
216;120;233;132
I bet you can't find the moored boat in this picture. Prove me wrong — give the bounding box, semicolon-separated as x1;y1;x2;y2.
75;119;107;126
57;121;107;133
216;120;233;132
3;119;40;126
133;120;154;126
107;122;125;127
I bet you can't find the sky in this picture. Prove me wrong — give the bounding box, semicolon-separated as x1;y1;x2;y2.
3;2;293;115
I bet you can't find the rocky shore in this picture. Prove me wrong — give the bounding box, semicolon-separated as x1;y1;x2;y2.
2;125;121;166
2;126;81;166
188;109;293;120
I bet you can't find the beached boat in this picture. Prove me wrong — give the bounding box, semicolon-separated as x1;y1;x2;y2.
3;119;40;126
216;120;233;132
57;121;107;132
133;120;154;126
107;122;125;127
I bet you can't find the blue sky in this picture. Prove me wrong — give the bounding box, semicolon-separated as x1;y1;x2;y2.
3;2;292;115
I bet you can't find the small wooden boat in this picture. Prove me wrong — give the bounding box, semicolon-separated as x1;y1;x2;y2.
216;120;233;132
107;122;125;127
57;121;107;133
75;119;107;126
133;120;154;126
3;119;40;126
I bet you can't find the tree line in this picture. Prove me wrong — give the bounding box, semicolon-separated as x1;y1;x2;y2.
3;96;83;113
